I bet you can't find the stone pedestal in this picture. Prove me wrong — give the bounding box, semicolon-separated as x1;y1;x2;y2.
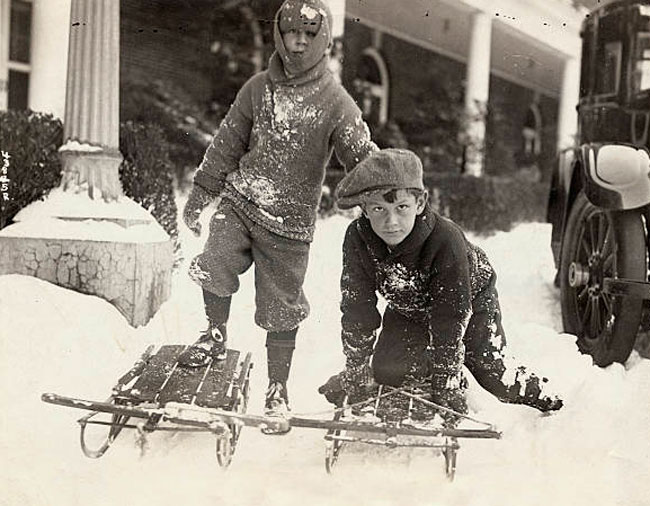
0;190;173;326
0;235;172;327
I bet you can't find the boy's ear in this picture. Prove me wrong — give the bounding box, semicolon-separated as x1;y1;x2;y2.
416;190;428;215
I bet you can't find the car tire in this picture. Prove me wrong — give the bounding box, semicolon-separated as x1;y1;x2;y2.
560;191;646;366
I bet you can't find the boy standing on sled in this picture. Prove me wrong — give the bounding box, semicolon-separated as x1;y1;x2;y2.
319;149;563;425
179;0;377;424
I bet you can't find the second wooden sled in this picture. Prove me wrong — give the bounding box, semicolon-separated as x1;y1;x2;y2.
302;384;502;481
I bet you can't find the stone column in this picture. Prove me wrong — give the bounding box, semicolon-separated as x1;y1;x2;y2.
0;0;9;110
463;11;492;177
59;0;122;201
328;0;346;39
557;56;580;151
29;0;71;119
327;0;346;82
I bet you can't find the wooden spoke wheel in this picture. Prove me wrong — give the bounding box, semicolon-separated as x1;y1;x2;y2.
560;192;646;366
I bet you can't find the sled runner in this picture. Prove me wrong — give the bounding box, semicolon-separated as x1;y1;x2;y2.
42;344;255;467
313;384;501;480
42;347;501;478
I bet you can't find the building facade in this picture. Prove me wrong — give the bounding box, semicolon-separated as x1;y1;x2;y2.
1;0;585;178
342;0;585;178
0;0;70;118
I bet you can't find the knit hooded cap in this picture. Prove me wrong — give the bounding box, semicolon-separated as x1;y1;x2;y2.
273;0;333;76
335;149;425;209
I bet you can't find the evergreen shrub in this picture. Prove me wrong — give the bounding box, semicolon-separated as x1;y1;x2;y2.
0;110;63;229
119;121;181;264
121;78;217;187
426;172;549;234
323;170;548;234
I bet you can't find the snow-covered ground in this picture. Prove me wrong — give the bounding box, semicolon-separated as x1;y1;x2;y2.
1;201;649;506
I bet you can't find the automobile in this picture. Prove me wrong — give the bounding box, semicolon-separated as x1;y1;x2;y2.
547;0;650;366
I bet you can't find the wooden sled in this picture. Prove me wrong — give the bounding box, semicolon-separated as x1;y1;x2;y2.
314;384;502;481
42;344;254;467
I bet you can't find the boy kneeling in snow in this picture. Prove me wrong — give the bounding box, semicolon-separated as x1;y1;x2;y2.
319;149;563;425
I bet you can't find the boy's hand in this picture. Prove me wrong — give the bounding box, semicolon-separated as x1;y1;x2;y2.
430;372;468;428
341;361;376;403
318;363;377;407
431;388;467;422
183;185;214;236
318;373;346;407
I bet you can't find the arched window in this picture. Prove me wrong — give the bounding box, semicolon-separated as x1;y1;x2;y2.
522;103;542;157
352;47;389;126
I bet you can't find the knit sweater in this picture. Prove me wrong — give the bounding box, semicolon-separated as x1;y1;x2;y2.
194;53;377;242
340;207;495;377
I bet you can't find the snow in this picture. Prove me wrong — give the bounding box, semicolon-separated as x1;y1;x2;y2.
1;198;649;506
0;187;169;242
300;5;319;20
59;141;103;153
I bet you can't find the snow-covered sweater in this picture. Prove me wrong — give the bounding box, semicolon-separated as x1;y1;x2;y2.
194;53;377;242
340;207;495;380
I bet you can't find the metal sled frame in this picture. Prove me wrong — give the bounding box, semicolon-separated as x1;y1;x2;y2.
311;385;501;480
42;348;501;478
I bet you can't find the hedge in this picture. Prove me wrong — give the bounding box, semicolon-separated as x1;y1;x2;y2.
119;121;181;264
120;78;217;186
0;110;63;229
323;170;549;235
426;172;549;234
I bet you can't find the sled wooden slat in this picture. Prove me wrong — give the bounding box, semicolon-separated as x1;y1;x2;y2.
157;360;208;405
126;345;185;402
195;350;240;409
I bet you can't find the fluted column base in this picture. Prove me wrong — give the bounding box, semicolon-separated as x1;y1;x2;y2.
60;148;123;201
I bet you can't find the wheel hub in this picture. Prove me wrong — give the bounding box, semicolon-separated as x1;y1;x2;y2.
569;250;606;291
568;262;590;288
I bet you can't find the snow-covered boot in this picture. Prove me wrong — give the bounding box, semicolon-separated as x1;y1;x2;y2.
177;323;227;367
265;380;290;416
262;381;291;434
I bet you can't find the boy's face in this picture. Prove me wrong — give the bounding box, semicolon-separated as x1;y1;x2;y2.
363;190;426;246
282;29;316;56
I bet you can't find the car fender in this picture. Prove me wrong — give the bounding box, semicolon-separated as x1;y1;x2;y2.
581;143;650;210
548;147;580;267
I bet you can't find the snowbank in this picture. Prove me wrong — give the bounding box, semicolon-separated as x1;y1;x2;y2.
1;214;649;506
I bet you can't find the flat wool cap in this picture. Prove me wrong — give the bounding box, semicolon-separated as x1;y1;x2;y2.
335;148;424;209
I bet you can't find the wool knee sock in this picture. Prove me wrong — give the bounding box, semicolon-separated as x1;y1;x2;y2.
203;289;231;328
266;328;298;394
